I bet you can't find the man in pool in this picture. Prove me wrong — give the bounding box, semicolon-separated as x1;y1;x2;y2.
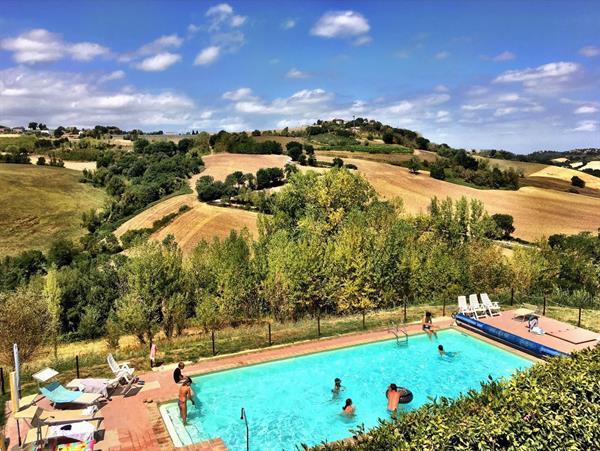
342;398;355;416
332;378;343;397
173;361;186;383
422;311;438;340
178;377;196;424
386;384;410;411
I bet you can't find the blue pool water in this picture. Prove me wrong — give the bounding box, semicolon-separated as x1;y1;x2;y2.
160;329;533;450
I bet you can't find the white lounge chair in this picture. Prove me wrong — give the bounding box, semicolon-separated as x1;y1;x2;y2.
469;294;487;319
480;293;501;316
457;296;473;317
107;353;135;383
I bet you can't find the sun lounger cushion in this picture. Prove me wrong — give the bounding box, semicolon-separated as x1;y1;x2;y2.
41;382;101;405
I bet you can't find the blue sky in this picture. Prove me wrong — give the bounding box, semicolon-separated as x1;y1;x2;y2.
1;0;599;152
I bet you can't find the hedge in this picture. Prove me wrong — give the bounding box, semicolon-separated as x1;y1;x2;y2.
314;346;600;450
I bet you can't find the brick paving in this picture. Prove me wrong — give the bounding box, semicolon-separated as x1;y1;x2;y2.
3;318;452;450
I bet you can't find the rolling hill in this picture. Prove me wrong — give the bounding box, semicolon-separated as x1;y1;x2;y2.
0;164;107;256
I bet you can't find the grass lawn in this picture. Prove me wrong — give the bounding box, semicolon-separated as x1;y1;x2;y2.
0;164;107;256
0;135;37;151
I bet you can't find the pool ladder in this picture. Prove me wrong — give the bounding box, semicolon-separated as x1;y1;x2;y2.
388;322;408;346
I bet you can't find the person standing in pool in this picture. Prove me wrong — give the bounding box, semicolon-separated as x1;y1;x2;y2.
178;377;196;424
332;378;343;397
422;311;438;340
342;398;355;416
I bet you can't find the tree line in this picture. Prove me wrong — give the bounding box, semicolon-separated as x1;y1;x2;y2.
1;169;598;367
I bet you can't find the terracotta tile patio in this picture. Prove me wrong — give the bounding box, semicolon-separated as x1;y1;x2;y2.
3;317;452;451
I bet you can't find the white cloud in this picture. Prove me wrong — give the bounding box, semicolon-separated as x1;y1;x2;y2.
286;68;311;79
494;61;579;83
135;52;181;71
119;34;183;65
187;24;201;35
311;11;370;39
574;105;599;114
466;86;488;96
461;103;490;110
394;50;410;59
435;51;450;60
482;51;516;61
222;87;254;101
0;67;196;128
194;46;221;65
494;107;518;116
579;46;600;57
434;85;449;93
206;3;246;32
571;120;598;132
435;110;451;123
282;19;296;30
230;15;247;27
498;93;520;102
354;35;372;46
99;70;126;83
0;28;109;64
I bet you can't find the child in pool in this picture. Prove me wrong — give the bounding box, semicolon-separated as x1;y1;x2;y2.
332;378;343;397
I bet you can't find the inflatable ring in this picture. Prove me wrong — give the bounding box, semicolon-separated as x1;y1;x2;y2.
398;387;413;404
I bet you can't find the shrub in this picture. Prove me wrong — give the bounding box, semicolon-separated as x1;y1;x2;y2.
317;346;600;450
571;175;585;188
491;213;515;239
36;156;46;165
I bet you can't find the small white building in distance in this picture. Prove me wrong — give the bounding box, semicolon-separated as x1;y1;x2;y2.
332;118;345;125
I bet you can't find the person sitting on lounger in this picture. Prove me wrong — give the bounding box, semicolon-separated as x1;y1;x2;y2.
179;377;195;424
342;398;355;416
173;362;186;383
422;311;438;340
332;378;343;397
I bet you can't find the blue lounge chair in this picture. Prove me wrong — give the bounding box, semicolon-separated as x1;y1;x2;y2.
40;381;102;406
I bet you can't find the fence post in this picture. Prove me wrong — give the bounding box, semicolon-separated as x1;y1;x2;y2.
0;367;4;396
578;307;582;327
511;287;514;306
211;330;216;356
268;323;272;346
403;298;407;323
542;294;547;316
317;314;321;338
362;310;366;330
75;355;80;379
442;298;446;317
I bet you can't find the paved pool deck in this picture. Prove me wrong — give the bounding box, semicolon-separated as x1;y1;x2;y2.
473;309;599;355
3;317;452;451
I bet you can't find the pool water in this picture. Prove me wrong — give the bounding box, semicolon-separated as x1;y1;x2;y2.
160;329;533;450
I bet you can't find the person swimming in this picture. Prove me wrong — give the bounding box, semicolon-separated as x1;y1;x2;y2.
438;344;459;358
342;398;355;416
422;311;438;340
332;378;343;396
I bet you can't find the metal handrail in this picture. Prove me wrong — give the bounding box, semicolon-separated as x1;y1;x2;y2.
240;407;249;451
387;322;408;345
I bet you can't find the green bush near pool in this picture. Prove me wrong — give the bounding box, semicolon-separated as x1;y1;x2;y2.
316;346;600;450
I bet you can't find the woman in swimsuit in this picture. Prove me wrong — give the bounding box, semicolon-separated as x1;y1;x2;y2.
342;398;355;416
422;311;438;340
178;377;195;424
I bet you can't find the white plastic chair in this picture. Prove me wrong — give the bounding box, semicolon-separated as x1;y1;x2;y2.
458;295;473;317
480;293;501;316
107;353;135;383
469;294;487;319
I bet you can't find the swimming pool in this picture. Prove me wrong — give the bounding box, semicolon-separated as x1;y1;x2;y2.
160;329;534;450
